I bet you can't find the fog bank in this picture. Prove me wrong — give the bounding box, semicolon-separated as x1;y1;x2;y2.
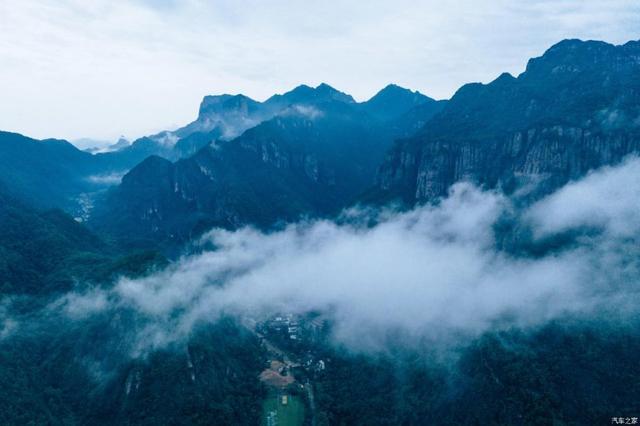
54;157;640;354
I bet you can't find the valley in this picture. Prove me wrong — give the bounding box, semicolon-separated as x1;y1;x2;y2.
1;35;640;425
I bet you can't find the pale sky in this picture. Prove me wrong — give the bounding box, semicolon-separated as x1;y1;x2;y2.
0;0;638;144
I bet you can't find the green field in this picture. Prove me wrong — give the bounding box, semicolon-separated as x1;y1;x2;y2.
261;393;305;426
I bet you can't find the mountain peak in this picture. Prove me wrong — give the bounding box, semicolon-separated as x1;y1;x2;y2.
315;82;339;93
315;83;355;103
492;72;516;85
198;94;259;117
267;83;355;106
370;84;430;101
286;84;315;97
383;83;405;91
522;38;638;78
361;84;433;121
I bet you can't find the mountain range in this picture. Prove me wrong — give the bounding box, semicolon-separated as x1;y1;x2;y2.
0;82;442;245
91;84;442;243
2;38;640;425
2;39;639;251
376;39;640;203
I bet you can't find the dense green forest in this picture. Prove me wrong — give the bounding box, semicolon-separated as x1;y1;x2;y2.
0;318;266;425
0;189;266;425
2;37;640;425
0;187;166;296
311;323;640;425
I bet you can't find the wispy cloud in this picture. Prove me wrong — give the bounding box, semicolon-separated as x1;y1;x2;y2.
44;158;640;355
86;172;126;185
527;157;640;239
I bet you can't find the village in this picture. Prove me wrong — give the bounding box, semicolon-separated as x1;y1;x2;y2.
249;313;329;426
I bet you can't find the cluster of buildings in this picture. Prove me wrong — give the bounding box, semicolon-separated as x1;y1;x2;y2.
264;313;326;343
268;314;301;340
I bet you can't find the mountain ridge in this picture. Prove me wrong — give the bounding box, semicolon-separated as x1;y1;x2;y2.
374;38;640;203
90;92;433;243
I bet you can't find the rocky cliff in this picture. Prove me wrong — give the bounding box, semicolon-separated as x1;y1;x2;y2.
376;39;640;203
91;89;437;243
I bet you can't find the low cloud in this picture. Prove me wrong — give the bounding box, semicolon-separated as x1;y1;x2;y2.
286;105;324;120
527;157;640;238
86;172;126;185
50;157;640;354
0;298;18;340
152;131;180;147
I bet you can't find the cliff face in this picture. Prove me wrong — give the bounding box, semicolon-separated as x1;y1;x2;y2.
379;126;640;202
376;39;640;203
92;97;429;243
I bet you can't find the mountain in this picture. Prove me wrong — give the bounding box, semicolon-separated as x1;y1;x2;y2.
0;185;103;294
91;99;412;243
173;94;266;140
94;84;366;167
359;84;448;138
386;99;448;139
0;131;101;209
0;313;264;425
0;183;167;294
5;38;640;426
0;83;437;228
265;83;356;108
360;83;433;121
0;130;174;215
147;84;357;149
375;39;640;203
157;83;356;142
90;83;443;244
84;137;130;154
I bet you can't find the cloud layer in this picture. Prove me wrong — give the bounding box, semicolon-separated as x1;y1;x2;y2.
1;0;639;141
48;157;640;354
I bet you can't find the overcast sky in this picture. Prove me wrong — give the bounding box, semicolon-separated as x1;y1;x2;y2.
0;0;638;143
